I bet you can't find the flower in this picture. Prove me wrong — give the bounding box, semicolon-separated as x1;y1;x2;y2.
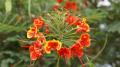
29;44;42;60
71;44;83;58
80;33;90;40
79;33;91;47
99;23;107;31
53;4;60;11
57;0;63;3
27;26;38;38
97;0;111;7
76;23;90;33
29;45;38;60
45;25;50;34
58;47;71;60
37;33;46;43
64;1;77;11
76;18;90;33
33;41;42;49
66;15;79;25
33;16;45;29
79;40;90;47
26;0;92;62
44;40;62;54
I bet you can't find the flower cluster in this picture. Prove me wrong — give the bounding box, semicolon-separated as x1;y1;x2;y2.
26;0;91;62
58;17;90;59
53;0;77;11
27;17;46;60
27;17;90;61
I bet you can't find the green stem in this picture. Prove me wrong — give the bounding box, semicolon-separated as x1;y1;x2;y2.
84;34;108;66
79;57;85;67
63;34;78;39
93;34;108;60
13;60;23;67
45;34;58;37
63;28;77;36
30;60;35;67
56;57;60;67
28;0;31;17
3;13;10;23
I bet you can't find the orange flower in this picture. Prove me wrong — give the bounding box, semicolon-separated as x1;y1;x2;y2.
53;4;60;11
66;15;79;25
80;33;90;40
29;45;42;61
57;0;63;3
71;44;83;58
76;23;90;33
37;33;46;43
33;41;42;49
44;40;62;54
27;26;38;38
79;33;91;47
33;16;45;29
58;47;71;60
64;1;77;11
76;18;90;33
29;45;38;60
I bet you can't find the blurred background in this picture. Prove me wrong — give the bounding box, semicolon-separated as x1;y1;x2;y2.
0;0;120;67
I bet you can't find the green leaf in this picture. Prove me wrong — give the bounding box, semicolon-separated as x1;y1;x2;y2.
83;8;107;23
0;22;27;33
5;0;12;13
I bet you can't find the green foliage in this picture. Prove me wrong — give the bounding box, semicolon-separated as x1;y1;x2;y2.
0;22;27;33
83;8;108;23
0;14;29;33
108;22;120;33
107;2;120;33
0;51;30;67
45;11;79;46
